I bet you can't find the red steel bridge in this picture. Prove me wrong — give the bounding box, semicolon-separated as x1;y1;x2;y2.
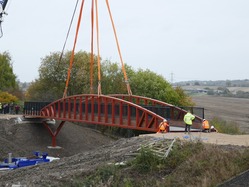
23;94;204;147
22;1;204;147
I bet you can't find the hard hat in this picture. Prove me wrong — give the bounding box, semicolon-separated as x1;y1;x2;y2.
211;126;214;129
203;119;206;121
163;119;167;122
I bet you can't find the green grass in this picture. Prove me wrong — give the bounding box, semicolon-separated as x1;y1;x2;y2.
131;147;165;173
210;117;243;134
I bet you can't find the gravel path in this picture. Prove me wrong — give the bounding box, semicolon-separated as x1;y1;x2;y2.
144;132;249;147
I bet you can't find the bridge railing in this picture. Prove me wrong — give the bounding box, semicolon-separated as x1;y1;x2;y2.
23;101;51;116
23;101;204;122
109;94;204;123
142;105;204;121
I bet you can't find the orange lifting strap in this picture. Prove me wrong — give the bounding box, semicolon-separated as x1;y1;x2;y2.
95;0;102;95
63;0;85;98
105;0;132;95
90;0;102;95
63;0;132;97
90;0;94;94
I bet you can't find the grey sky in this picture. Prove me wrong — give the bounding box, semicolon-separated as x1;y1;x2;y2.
1;0;249;83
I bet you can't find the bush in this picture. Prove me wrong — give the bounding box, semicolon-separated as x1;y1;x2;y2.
164;144;244;186
75;165;119;186
165;141;204;169
0;91;18;103
131;140;204;173
131;147;164;173
210;117;242;134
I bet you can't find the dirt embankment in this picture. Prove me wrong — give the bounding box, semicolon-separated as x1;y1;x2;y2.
0;115;113;160
0;115;151;186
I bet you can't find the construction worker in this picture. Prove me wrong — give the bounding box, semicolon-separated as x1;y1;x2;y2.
0;102;2;114
183;111;195;133
202;119;210;132
157;119;169;133
210;125;218;133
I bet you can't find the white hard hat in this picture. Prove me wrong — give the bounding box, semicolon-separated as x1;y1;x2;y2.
211;126;214;129
163;119;167;122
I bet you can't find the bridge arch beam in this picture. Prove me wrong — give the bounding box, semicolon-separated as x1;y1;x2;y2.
40;94;165;132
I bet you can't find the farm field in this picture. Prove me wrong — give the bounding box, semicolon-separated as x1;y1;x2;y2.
192;95;249;133
181;86;249;94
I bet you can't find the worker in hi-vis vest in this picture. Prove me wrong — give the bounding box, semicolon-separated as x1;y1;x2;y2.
202;119;210;132
183;111;195;133
157;119;169;133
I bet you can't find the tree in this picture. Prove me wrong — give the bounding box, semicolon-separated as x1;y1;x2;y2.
0;91;18;103
174;86;194;106
26;50;194;106
26;51;99;101
25;79;58;101
101;61;130;94
129;69;193;106
0;52;17;91
226;80;232;87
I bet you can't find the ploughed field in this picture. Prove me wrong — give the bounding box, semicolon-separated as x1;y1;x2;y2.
192;95;249;133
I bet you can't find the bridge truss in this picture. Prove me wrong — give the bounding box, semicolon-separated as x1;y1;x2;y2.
24;94;203;147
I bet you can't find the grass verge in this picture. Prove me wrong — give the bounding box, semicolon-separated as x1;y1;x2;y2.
70;139;249;187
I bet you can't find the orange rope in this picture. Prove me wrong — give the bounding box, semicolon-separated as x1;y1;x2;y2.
63;0;85;98
105;0;132;95
95;0;102;96
90;0;95;94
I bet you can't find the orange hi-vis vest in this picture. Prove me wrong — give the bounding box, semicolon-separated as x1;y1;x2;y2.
202;120;210;130
158;121;169;132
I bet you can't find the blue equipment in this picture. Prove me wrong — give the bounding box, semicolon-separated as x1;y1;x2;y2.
0;151;50;170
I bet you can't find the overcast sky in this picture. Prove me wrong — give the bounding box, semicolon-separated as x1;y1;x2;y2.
1;0;249;83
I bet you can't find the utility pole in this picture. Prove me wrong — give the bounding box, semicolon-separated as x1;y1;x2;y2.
170;72;174;84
